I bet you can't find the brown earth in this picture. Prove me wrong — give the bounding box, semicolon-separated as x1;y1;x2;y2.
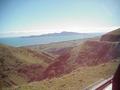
1;28;120;90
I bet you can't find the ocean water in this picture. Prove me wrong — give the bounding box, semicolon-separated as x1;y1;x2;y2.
0;34;100;47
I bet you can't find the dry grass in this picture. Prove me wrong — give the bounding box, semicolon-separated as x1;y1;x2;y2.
108;28;120;35
5;60;119;90
0;44;54;88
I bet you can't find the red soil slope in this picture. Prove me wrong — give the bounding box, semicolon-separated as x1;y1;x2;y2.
42;41;120;80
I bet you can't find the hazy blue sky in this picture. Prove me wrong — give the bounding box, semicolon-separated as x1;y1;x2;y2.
0;0;120;37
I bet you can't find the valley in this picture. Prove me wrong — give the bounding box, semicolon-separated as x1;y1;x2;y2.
0;28;120;90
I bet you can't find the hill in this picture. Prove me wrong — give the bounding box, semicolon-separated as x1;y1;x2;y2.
40;40;120;80
5;60;119;90
22;31;101;38
101;28;120;42
19;28;120;90
0;44;54;88
1;28;120;90
25;36;100;57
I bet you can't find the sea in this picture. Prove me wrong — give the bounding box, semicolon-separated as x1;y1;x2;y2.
0;34;101;47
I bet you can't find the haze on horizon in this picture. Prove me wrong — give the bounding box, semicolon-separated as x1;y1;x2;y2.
0;0;120;37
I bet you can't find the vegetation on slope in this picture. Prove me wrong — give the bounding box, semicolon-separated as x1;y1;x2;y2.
1;28;120;90
107;28;120;35
101;28;120;42
5;61;119;90
0;44;54;87
41;40;120;80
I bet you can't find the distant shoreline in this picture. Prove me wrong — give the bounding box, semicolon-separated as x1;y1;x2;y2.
0;33;102;47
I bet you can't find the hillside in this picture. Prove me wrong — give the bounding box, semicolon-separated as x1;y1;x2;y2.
25;36;100;57
25;39;120;80
22;28;120;90
105;28;120;35
5;61;119;90
40;40;120;80
101;28;120;42
1;28;120;90
0;44;55;88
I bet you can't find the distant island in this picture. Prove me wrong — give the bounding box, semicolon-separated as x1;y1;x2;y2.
21;31;102;38
0;31;103;47
1;28;120;90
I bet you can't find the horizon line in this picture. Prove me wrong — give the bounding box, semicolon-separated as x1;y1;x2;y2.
0;26;119;38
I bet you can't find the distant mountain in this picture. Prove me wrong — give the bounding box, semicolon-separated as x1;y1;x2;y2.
1;28;120;90
22;31;101;38
25;28;120;81
25;29;120;80
41;31;80;36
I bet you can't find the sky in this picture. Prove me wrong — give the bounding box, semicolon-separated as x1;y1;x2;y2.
0;0;120;37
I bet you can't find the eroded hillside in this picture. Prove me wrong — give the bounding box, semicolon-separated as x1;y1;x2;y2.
41;40;120;80
1;28;120;90
0;44;55;88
